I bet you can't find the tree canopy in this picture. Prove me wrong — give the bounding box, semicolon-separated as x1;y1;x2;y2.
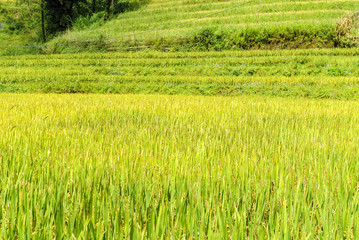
3;0;146;43
43;0;104;37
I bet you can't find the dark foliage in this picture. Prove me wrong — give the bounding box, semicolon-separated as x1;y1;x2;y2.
44;0;90;36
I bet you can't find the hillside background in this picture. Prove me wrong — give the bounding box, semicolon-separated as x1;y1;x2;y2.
0;0;358;55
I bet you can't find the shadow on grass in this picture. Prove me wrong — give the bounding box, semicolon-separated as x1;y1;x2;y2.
113;0;151;14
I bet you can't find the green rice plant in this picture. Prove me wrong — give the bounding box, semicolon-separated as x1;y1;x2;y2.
1;94;359;238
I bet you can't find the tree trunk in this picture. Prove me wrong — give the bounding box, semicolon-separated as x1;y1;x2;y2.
68;1;74;24
92;0;96;13
104;0;111;20
111;0;114;8
41;0;46;42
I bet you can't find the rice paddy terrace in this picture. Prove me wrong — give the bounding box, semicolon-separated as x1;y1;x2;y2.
48;0;359;52
1;48;359;99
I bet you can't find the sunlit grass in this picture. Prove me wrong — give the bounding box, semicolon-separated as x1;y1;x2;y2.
58;0;358;39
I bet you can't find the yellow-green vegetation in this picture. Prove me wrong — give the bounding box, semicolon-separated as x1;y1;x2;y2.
1;1;359;238
47;0;359;52
1;94;359;238
2;48;359;99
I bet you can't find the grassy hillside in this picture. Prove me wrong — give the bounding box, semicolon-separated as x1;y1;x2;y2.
2;48;359;99
0;0;22;48
44;0;359;53
0;0;358;54
0;0;40;54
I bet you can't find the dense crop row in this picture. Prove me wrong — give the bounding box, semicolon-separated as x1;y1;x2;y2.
1;94;359;238
1;49;359;99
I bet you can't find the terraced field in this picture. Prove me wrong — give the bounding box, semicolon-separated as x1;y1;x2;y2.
48;0;358;52
2;48;359;99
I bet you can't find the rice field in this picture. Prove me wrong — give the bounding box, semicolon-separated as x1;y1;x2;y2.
57;0;358;44
3;48;359;78
1;93;359;238
1;1;359;238
2;48;359;99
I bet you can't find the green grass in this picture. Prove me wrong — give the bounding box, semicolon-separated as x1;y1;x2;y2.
1;0;357;54
1;0;358;54
45;0;359;52
2;48;359;99
0;0;39;55
1;93;359;238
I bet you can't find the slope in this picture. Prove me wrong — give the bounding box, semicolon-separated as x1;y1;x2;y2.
0;0;40;55
43;0;359;53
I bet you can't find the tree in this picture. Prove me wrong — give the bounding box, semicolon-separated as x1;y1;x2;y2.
43;0;89;36
41;0;46;42
104;0;111;21
92;0;96;12
9;0;110;43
